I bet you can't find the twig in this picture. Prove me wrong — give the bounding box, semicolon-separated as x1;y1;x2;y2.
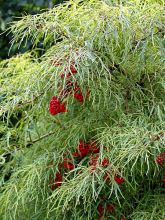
150;131;165;143
26;131;57;147
2;120;66;159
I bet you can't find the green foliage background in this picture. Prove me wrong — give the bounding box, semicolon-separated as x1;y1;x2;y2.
0;0;165;219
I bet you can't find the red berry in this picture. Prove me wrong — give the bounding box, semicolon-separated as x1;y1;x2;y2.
106;204;114;213
88;142;100;153
121;215;125;220
61;63;77;79
50;172;63;191
155;155;164;165
73;140;99;158
79;148;89;157
78;140;90;156
74;86;84;103
162;176;165;183
72;152;81;157
74;92;84;103
79;140;87;149
97;203;104;216
101;158;109;167
72;149;89;158
60;73;65;78
114;175;125;185
49;96;67;115
63;161;74;170
70;64;77;74
59;103;66;112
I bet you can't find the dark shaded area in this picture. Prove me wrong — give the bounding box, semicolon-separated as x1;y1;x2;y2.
0;0;65;60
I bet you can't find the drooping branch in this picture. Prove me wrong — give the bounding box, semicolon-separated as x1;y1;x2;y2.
25;131;56;147
2;119;66;163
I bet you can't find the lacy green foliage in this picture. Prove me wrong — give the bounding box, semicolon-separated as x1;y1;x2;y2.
130;194;165;220
0;0;165;219
0;54;39;113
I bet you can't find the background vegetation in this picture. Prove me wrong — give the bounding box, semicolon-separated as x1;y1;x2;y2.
0;0;64;60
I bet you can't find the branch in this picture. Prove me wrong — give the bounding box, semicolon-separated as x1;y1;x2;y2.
2;119;66;161
150;131;165;143
132;29;164;50
26;131;56;147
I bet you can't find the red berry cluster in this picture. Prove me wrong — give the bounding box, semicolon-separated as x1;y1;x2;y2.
103;172;125;185
49;62;125;217
49;63;90;116
59;81;85;103
73;140;100;157
155;152;165;185
155;152;165;166
49;158;74;191
49;140;125;191
49;140;101;191
97;202;125;220
60;64;77;78
114;175;125;185
60;63;87;103
50;171;63;191
49;96;67;115
97;203;115;220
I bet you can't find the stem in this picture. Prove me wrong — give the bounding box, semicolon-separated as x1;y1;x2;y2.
26;131;56;147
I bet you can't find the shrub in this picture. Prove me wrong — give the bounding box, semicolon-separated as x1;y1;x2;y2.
0;0;164;219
